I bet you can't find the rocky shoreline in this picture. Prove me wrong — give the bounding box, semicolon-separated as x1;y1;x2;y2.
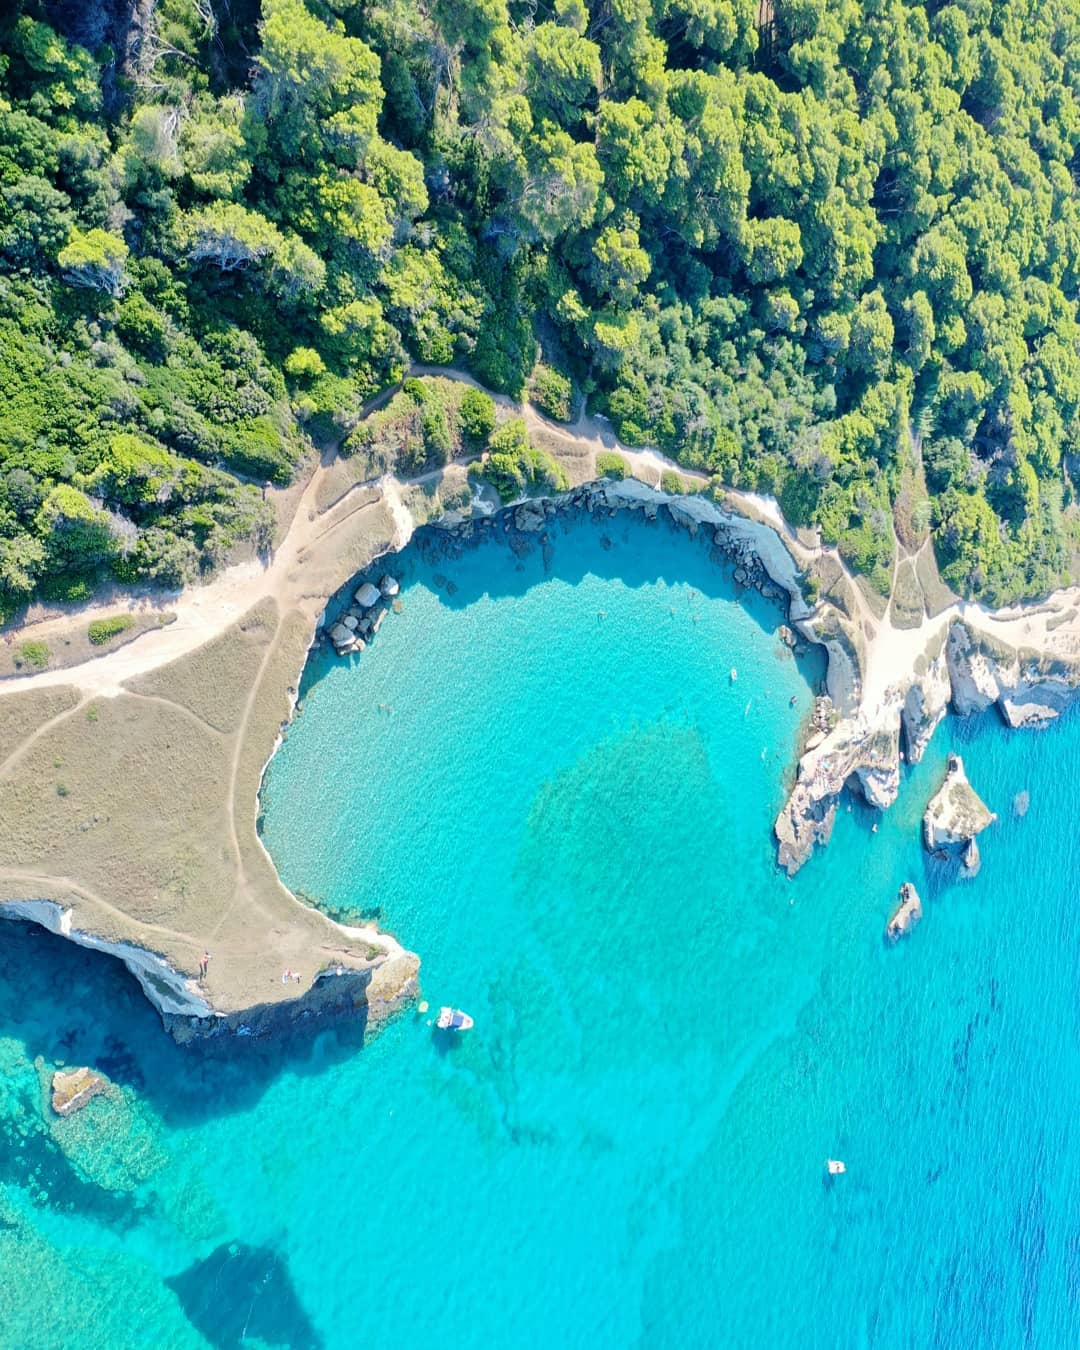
316;472;1080;885
775;620;1080;875
6;402;1080;1048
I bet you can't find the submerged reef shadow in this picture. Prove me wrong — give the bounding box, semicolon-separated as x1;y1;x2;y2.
167;1240;323;1350
0;920;376;1129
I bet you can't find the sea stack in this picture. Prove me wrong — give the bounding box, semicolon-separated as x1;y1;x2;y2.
922;753;996;856
887;882;923;941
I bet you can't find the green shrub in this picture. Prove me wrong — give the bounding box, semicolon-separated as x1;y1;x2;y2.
477;419;569;502
420;401;452;465
35;569;97;605
596;451;629;480
88;614;134;645
16;640;50;669
459;387;496;448
530;364;573;422
661;469;687;495
284;347;327;381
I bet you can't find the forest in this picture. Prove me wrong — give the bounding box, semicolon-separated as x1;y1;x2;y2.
1;0;1079;615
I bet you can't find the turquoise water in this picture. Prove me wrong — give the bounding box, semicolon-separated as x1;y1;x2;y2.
3;509;1080;1348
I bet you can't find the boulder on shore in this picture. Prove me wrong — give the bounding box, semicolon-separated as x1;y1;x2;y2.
514;501;546;532
923;753;995;853
51;1067;108;1117
354;582;381;608
378;575;400;598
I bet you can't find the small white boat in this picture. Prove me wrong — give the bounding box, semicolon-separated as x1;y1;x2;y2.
437;1007;474;1031
730;667;738;682
826;1159;846;1175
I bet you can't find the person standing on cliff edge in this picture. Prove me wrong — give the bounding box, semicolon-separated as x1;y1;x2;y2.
199;951;210;981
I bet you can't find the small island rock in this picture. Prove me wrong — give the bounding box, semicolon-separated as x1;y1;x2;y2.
52;1067;108;1117
923;753;995;854
887;882;922;941
354;582;381;608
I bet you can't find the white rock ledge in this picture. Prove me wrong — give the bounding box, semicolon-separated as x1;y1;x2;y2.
0;898;213;1017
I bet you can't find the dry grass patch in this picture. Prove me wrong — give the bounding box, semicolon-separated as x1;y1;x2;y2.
0;687;79;759
127;598;278;734
0;612;176;680
889;559;925;629
0;691;236;936
915;544;957;618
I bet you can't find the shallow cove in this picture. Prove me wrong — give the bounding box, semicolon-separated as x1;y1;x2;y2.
3;509;1080;1347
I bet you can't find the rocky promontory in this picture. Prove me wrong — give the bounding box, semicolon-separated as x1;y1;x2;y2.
923;753;995;854
775;619;1080;875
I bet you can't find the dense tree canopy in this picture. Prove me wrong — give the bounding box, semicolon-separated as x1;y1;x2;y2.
1;0;1079;613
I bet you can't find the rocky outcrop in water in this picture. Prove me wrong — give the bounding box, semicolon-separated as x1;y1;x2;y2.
887;883;922;941
324;575;402;655
776;622;1080;874
923;753;995;854
51;1067;109;1117
354;582;381;608
775;695;904;875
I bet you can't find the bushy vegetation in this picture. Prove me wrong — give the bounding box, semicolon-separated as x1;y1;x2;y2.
470;419;569;502
596;451;629;480
88;614;134;645
16;640;49;669
343;377;474;476
2;0;1080;608
530;365;574;422
661;470;687;496
458;389;497;450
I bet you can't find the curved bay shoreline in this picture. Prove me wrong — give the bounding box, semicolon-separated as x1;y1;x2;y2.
1;375;1079;1043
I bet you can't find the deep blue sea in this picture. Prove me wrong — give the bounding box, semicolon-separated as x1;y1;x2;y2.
3;509;1080;1349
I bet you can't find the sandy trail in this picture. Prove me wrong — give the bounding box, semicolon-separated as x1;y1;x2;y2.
0;438;336;698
